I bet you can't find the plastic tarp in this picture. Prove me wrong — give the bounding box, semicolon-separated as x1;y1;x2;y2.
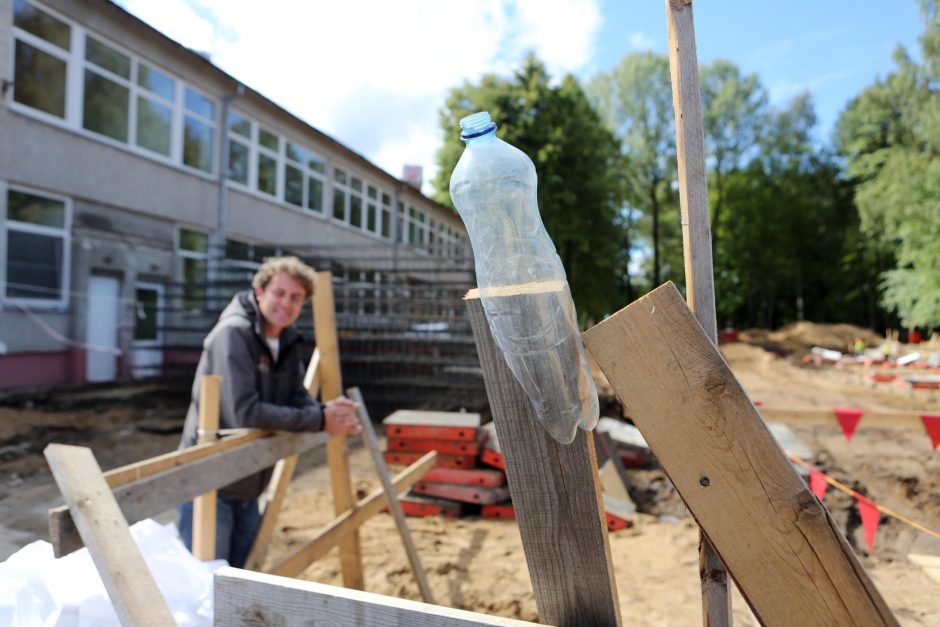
0;519;223;626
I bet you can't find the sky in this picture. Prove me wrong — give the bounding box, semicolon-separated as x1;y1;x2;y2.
117;0;926;197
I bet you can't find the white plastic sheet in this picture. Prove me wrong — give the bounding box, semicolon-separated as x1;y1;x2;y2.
0;519;223;626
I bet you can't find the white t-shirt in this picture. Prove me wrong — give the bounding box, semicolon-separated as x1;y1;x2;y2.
265;337;279;362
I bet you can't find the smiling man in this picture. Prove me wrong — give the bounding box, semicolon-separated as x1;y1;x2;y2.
177;256;361;567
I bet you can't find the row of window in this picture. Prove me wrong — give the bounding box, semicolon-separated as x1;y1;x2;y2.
10;0;467;258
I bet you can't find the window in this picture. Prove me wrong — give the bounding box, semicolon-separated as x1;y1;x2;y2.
83;35;131;142
226;111;251;185
256;126;279;196
12;0;70;118
349;177;363;228
380;193;392;239
183;88;216;173
3;187;71;306
136;63;174;156
333;168;348;221
177;227;208;309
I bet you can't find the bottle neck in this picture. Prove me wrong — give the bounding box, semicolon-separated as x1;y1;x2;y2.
463;128;497;146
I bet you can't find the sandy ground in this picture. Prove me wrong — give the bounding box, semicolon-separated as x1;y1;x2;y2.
1;334;939;625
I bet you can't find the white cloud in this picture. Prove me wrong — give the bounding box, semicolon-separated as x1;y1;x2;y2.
118;0;603;195
628;32;655;51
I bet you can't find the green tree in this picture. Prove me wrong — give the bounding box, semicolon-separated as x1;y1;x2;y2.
836;0;940;329
700;60;768;255
588;52;679;288
433;55;627;320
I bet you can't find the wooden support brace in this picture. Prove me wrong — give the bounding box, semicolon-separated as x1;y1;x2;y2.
215;567;540;626
349;387;434;603
465;289;621;627
50;431;329;557
582;283;899;626
314;270;364;590
44;444;175;626
192;374;220;560
268;451;436;578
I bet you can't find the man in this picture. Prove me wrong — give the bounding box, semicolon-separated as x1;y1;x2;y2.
177;256;361;567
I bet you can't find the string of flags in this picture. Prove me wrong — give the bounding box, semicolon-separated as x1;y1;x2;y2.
789;454;940;554
832;408;940;446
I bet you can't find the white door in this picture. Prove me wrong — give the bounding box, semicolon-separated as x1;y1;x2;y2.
86;275;120;382
132;283;164;378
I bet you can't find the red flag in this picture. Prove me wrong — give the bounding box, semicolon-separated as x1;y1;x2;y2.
856;494;880;554
833;407;864;441
921;415;940;451
809;468;828;500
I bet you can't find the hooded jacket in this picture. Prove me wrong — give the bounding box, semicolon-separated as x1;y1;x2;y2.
179;290;324;500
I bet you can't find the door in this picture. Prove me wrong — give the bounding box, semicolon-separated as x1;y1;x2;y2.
132;283;164;378
86;275;120;382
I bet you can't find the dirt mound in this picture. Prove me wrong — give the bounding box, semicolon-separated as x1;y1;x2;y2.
741;321;883;358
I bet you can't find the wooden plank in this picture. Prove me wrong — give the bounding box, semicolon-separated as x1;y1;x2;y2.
44;444;175;626
314;270;364;590
215;566;541;626
349;387;434;604
50;431;329;557
466;292;621;627
664;2;729;623
192;374;220;560
268;451;436;578
582;282;898;626
384;410;482;428
304;347;322;396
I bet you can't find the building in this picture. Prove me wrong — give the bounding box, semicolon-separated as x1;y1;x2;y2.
0;0;471;390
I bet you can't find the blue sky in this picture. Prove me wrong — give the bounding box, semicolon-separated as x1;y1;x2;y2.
118;1;926;195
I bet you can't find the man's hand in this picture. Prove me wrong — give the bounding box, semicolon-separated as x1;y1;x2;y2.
323;396;362;437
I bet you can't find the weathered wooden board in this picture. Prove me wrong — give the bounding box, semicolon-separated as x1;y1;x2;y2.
45;445;175;626
268;452;436;578
192;375;220;560
50;431;329;557
314;270;364;590
582;282;898;626
214;567;542;626
466;292;621;627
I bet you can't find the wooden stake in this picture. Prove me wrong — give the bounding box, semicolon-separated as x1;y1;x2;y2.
466;291;621;627
45;444;175;626
583;283;898;626
664;1;729;623
348;387;435;604
313;270;364;590
192;374;221;561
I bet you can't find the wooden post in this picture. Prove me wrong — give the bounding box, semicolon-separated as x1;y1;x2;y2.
583;283;899;626
466;290;621;627
314;270;364;589
348;387;434;603
192;374;220;560
45;444;175;626
664;1;730;623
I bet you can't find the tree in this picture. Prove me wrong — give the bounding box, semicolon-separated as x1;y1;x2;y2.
433;55;627;321
836;0;940;329
700;60;768;255
588;52;679;288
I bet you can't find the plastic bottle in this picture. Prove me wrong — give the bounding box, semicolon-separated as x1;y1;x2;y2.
449;111;599;444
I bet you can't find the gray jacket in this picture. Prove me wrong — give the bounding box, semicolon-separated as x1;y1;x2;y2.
179;290;324;500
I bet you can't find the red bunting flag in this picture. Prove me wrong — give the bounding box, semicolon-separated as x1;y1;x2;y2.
921;415;940;451
809;468;828;500
855;494;880;554
833;407;864;442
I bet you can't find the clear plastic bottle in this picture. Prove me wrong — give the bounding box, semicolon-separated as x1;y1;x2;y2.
449;111;599;444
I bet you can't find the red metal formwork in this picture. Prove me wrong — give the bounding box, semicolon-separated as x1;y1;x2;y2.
383;451;477;469
413;481;511;505
422;467;506;487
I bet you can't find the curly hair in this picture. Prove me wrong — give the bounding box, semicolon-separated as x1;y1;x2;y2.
251;256;318;299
